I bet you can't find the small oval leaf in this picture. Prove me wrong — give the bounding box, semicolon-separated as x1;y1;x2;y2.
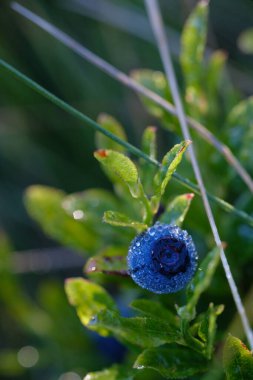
151;141;191;211
94;150;140;197
103;211;147;231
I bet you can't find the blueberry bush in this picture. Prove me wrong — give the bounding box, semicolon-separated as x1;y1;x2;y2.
1;1;253;379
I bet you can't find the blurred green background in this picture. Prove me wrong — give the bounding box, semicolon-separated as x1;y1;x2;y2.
1;0;253;379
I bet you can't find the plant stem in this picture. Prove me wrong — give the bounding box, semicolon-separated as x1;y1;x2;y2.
138;182;153;226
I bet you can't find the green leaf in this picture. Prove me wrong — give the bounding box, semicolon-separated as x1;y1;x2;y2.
84;365;135;380
160;193;195;226
181;0;208;88
63;189;119;221
94;150;140;198
140;127;157;194
96;113;128;152
24;186;98;253
226;97;253;169
197;303;224;359
62;189;119;238
85;246;128;276
181;0;209;117
131;69;171;118
94;149;152;224
206;50;227;99
178;246;220;320
103;211;147;231
131;299;179;327
151;141;191;212
130;69;178;132
185;303;224;359
223;335;253;380
141;126;157;159
62;189;125;245
134;346;208;378
91;309;182;348
238;28;253;54
226;97;253;136
205;50;227;121
65;277;117;336
180;318;205;355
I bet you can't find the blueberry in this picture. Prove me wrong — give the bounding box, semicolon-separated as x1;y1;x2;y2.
127;222;198;294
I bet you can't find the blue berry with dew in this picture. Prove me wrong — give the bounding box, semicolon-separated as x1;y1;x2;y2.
127;222;198;294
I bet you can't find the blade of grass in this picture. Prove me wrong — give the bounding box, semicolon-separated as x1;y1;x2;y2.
0;57;252;228
145;0;253;350
10;2;253;194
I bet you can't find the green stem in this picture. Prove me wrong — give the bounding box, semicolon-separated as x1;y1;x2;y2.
180;318;206;356
138;183;153;226
0;57;252;227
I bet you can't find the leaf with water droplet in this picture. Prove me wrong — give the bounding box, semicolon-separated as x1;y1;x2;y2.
85;246;128;276
63;189;119;222
65;277;117;336
24;186;98;253
103;211;147;232
134;345;208;378
62;189;121;244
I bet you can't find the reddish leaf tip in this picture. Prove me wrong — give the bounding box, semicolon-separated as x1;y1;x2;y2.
185;193;195;200
148;126;157;132
96;149;108;158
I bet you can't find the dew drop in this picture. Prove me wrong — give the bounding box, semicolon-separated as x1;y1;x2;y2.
89;316;98;325
73;210;84;220
86;260;97;273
